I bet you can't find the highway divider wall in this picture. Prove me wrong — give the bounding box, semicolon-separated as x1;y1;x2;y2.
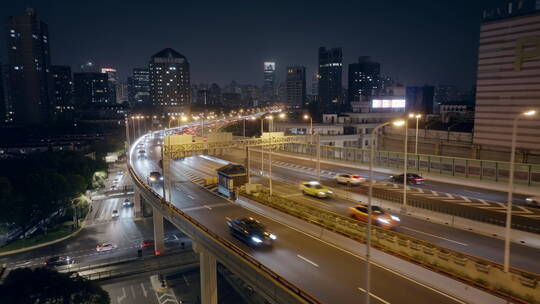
128;166;321;304
239;186;540;304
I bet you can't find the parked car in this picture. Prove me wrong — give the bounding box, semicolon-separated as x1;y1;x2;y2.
335;173;366;186
390;173;425;185
148;171;163;183
227;217;276;247
96;242;117;252
43;256;74;267
525;197;540;208
299;181;333;198
348;204;400;229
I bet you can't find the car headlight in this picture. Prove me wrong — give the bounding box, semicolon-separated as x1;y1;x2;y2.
526;198;533;202
160;177;164;180
251;236;263;243
149;177;156;181
377;218;390;224
318;191;326;196
390;215;401;222
269;234;277;240
327;190;333;194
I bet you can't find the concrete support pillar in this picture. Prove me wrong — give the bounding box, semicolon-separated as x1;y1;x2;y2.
133;189;142;218
153;208;165;255
193;242;218;304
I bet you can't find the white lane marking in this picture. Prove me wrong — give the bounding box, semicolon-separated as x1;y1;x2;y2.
187;195;195;200
204;205;212;210
358;287;391;304
183;274;190;286
400;227;468;246
117;287;127;303
445;193;454;199
130;285;137;298
297;254;319;267
141;283;148;297
515;206;533;214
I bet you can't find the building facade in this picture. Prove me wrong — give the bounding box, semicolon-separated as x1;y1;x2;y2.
149;48;191;113
318;47;343;114
262;62;276;103
348;56;381;103
100;67;117;103
405;86;434;114
50;65;73;118
285;66;306;109
473;10;540;152
73;72;110;107
128;67;150;105
5;8;54;125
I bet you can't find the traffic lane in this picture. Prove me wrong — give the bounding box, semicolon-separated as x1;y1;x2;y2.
245;150;531;205
2;216;181;270
186;156;540;272
251;167;540;272
159;158;463;304
133;154;462;303
101;275;158;304
177;183;461;304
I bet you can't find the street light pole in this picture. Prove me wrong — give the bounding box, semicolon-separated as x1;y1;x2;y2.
403;117;410;208
261;118;264;175
415;115;421;155
504;110;536;272
366;121;389;304
124;117;131;155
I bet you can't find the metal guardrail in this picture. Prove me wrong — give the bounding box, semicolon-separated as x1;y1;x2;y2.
241;188;540;304
127;165;321;304
281;143;540;186
164;135;309;158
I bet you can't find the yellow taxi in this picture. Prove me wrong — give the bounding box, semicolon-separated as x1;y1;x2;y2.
299;181;333;198
348;204;400;229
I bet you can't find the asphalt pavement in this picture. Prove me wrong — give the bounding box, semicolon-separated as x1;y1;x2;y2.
130;134;481;304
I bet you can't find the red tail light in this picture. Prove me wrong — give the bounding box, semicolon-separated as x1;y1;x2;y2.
352;175;360;178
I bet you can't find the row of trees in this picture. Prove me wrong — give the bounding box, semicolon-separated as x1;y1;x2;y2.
0;151;107;230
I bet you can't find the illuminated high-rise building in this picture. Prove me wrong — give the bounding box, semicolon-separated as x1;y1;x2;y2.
285;66;306;109
348;56;380;103
128;68;150;105
318;47;342;113
101;67;117;103
5;8;54;124
262;62;276;103
149;48;191;112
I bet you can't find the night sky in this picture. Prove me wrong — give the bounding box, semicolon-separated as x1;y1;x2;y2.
1;0;508;90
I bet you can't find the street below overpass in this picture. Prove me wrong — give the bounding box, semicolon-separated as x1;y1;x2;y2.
179;149;540;273
130;134;500;304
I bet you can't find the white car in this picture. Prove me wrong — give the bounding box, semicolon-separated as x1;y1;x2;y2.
335;173;366;186
96;242;117;252
525;197;540;208
112;210;119;219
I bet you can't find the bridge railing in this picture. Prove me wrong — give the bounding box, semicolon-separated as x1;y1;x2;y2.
280;143;540;186
128;164;321;304
241;187;540;304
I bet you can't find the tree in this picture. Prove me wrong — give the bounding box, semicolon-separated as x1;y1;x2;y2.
0;267;110;304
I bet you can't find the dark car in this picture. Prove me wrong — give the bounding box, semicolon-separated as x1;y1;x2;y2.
148;171;163;183
43;256;74;267
390;173;425;185
227;217;276;247
122;198;134;207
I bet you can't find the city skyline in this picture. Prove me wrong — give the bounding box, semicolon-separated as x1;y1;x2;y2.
0;0;511;90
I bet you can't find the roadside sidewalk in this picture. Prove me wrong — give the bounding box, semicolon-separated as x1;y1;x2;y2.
267;150;540;197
